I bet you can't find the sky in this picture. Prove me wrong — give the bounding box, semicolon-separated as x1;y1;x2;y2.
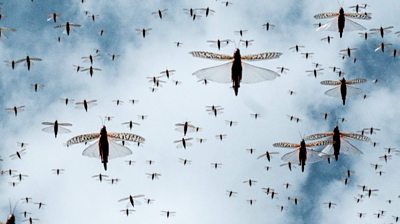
0;0;400;223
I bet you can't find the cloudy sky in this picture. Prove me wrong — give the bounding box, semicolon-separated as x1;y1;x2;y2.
1;0;400;223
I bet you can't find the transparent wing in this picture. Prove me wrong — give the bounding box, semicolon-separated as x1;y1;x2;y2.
108;141;133;159
344;18;367;31
66;133;100;146
241;62;280;83
273;142;299;148
281;150;299;163
341;139;363;155
344;13;372;20
41;126;71;134
190;51;233;61
317;18;366;32
304;133;333;141
193;62;232;83
57;126;71;134
346;86;363;96
314;12;339;19
241;52;282;61
320;80;341;86
321;145;334;155
107;132;145;143
324;86;341;97
82;141;100;158
306;149;325;163
174;125;197;133
282;149;324;164
341;133;370;141
346;78;367;85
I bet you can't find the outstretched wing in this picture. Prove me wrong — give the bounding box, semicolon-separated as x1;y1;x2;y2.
41;126;71;134
108;141;133;159
341;139;363;155
282;149;323;164
317;17;366;32
346;78;367;85
306;149;325;163
344;13;372;20
190;51;233;61
320;80;341;86
241;52;282;61
83;142;134;160
273;142;299;148
306;140;332;147
346;86;363;97
320;145;334;156
344;18;368;31
314;12;339;19
241;62;280;83
107;132;145;143
341;132;370;141
82;141;100;158
66;133;100;146
304;133;333;141
324;86;341;97
281;150;299;163
193;62;232;83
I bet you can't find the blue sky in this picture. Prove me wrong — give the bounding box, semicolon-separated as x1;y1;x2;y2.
1;0;400;223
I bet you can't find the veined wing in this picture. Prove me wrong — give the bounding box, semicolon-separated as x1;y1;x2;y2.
190;51;233;61
320;80;341;86
82;141;99;158
306;140;332;147
346;78;367;85
341;139;363;155
304;133;333;141
341;132;370;141
344;18;367;31
58;122;73;126
306;149;325;163
41;126;71;134
107;132;145;143
314;12;339;19
108;141;132;159
344;12;372;20
242;62;280;83
41;122;55;125
174;125;197;133
324;86;341;97
346;85;363;97
273;142;299;148
66;133;100;146
282;149;322;164
193;62;232;83
317;18;366;32
241;52;282;61
321;145;334;155
281;150;297;163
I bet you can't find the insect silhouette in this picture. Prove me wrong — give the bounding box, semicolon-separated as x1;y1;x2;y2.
66;126;145;170
320;77;366;105
273;139;330;172
314;7;371;38
41;120;72;138
191;49;282;96
304;125;370;161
